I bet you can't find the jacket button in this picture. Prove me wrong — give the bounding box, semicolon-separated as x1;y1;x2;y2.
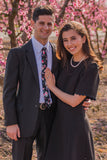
35;104;37;108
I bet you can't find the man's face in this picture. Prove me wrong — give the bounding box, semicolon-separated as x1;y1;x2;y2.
33;15;54;44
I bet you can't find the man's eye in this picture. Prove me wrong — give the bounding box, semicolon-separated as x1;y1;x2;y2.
39;22;44;25
48;23;52;26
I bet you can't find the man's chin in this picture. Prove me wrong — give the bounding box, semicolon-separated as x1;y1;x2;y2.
41;33;51;38
42;35;50;39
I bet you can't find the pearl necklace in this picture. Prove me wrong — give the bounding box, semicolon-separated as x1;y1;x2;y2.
70;56;84;68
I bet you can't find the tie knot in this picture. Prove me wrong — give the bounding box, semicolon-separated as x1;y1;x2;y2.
42;47;47;52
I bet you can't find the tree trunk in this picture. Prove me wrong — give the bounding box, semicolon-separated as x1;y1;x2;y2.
8;0;20;48
21;0;33;43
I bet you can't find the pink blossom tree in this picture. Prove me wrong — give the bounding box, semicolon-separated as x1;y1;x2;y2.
0;0;107;75
57;0;107;60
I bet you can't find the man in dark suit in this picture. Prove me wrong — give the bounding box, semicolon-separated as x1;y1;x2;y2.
3;6;59;160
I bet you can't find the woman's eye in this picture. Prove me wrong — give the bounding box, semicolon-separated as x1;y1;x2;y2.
63;39;68;42
71;37;76;40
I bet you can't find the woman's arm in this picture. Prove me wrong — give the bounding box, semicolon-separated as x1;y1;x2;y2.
45;68;86;107
51;86;86;107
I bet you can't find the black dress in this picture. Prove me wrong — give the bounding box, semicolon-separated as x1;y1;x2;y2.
45;58;99;160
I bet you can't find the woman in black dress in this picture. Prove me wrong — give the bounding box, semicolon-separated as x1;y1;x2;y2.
45;21;102;160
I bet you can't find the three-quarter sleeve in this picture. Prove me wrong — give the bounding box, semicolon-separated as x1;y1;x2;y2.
75;63;99;100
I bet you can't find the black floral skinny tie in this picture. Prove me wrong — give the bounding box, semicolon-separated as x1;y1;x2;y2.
41;47;51;106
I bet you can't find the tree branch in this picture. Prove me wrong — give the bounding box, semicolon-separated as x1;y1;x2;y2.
80;12;95;52
3;0;8;11
28;0;32;20
11;0;20;19
0;21;6;26
0;48;10;50
56;0;71;25
0;13;8;16
16;32;22;38
45;0;50;5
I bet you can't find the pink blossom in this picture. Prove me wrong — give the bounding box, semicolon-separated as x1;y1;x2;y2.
49;0;54;2
19;1;24;5
0;60;6;66
73;2;77;7
20;26;24;31
27;35;31;39
7;29;12;35
0;38;2;44
101;54;105;58
99;48;102;53
71;17;74;21
55;30;59;37
0;45;3;49
66;14;70;18
8;8;12;12
28;26;32;32
102;50;106;55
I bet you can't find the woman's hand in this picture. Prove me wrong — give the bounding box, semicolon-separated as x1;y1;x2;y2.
45;68;56;90
82;99;91;111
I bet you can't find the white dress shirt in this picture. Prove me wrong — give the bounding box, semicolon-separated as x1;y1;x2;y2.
32;36;52;103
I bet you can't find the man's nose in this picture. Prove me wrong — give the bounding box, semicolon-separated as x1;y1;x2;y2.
44;24;49;30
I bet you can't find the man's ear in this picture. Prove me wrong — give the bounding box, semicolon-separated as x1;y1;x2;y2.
31;20;35;28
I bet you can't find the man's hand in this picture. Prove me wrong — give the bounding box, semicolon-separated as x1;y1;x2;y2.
82;99;91;111
6;124;20;141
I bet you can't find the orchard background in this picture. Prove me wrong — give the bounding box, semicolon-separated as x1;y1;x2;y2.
0;0;107;159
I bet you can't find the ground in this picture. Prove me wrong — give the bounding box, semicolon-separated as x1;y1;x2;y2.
0;62;107;160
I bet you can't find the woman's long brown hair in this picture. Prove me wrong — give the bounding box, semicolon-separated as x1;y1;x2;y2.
56;21;103;70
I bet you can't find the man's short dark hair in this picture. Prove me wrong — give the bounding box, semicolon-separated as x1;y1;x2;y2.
33;6;54;22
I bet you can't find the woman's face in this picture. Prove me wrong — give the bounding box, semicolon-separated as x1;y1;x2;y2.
62;29;86;57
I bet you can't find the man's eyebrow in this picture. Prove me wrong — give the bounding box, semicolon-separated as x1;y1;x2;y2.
39;21;53;25
48;22;52;24
39;21;45;23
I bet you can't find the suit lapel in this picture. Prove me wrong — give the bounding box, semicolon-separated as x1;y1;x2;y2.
25;40;56;81
25;40;39;83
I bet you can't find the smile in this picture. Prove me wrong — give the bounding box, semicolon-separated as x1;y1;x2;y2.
42;31;49;34
68;47;75;51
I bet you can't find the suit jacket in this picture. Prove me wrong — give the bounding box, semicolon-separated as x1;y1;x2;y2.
3;39;60;137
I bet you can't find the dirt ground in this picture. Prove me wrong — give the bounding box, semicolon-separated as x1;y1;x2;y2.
0;62;107;160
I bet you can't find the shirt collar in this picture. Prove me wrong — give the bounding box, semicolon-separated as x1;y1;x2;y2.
32;36;50;54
